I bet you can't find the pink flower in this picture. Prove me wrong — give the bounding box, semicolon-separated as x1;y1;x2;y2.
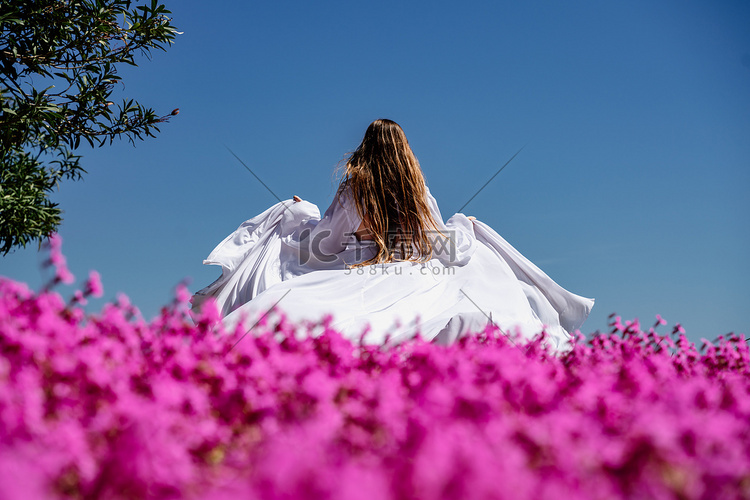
44;233;75;286
84;271;103;298
55;264;74;285
175;284;191;304
47;232;63;252
48;251;65;268
72;290;87;306
3;251;750;500
612;316;625;331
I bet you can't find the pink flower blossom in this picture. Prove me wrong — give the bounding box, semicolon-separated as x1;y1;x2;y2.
44;233;75;285
71;290;87;306
0;246;747;499
175;283;190;304
612;315;625;331
84;271;103;298
54;265;74;285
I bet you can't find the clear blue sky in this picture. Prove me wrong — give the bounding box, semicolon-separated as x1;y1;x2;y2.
2;0;748;341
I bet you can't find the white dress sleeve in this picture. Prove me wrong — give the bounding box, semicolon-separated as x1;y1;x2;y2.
304;189;362;257
425;186;477;266
192;199;321;315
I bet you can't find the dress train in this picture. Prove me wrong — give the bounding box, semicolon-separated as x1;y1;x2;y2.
193;196;593;351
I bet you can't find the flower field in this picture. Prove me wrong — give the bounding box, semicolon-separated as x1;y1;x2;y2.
0;237;748;499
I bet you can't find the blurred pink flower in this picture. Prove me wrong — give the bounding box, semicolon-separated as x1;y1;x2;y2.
0;243;748;499
72;290;87;306
84;271;103;298
175;283;190;304
54;265;74;285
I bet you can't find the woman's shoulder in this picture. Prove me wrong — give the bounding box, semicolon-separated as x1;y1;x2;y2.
331;183;354;212
421;183;444;224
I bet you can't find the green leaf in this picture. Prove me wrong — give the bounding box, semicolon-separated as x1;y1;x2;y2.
0;0;179;253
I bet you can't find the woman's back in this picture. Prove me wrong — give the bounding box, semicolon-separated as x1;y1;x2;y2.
338;119;441;266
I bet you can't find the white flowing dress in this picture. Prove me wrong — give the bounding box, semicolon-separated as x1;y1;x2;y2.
192;187;593;350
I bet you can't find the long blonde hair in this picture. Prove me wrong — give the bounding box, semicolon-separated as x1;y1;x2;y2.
339;119;441;266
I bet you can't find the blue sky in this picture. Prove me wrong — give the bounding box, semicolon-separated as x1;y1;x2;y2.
2;0;748;341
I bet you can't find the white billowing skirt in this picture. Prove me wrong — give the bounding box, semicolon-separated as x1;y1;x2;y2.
192;200;593;351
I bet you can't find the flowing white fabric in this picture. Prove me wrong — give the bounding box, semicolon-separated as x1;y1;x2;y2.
192;188;593;350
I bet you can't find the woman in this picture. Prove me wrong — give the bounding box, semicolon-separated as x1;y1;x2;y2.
192;119;593;350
